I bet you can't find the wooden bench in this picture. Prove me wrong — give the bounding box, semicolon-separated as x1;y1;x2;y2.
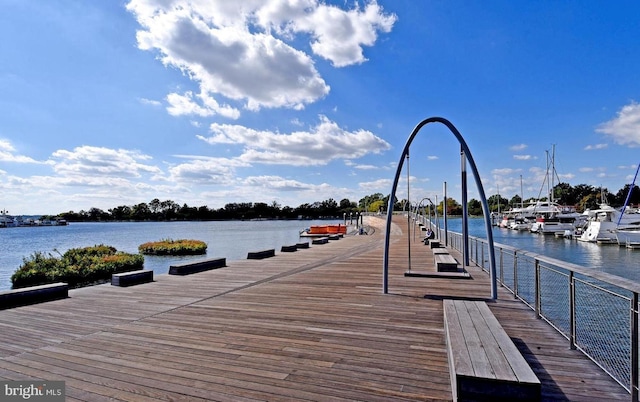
434;249;459;272
169;257;226;275
111;270;153;287
0;282;68;309
444;299;540;402
435;254;459;272
429;241;441;249
247;249;276;260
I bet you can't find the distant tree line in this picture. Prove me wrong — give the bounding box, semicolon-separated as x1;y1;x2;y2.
48;181;638;222
465;182;640;216
49;193;416;223
54;198;358;222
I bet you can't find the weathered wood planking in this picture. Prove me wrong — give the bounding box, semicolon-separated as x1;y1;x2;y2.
0;216;629;401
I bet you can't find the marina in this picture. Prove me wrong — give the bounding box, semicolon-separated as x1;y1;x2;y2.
0;215;631;400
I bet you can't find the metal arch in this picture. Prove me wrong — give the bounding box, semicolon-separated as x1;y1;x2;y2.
382;117;497;299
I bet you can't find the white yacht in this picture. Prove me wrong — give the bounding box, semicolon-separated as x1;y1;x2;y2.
525;201;584;234
509;215;535;231
578;205;640;243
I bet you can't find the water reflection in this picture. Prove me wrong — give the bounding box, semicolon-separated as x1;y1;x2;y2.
0;219;341;290
445;217;640;283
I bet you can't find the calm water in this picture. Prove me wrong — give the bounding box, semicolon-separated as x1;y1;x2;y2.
444;217;640;282
0;219;342;290
2;217;640;291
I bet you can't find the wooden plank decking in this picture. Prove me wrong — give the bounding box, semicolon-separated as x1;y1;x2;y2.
0;216;629;401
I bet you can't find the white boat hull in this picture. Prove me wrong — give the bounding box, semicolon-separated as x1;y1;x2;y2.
616;229;640;247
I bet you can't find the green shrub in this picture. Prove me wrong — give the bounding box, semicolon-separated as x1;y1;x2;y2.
11;245;144;289
10;252;62;289
138;239;207;256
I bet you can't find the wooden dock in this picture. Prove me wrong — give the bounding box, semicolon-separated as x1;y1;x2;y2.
0;216;629;401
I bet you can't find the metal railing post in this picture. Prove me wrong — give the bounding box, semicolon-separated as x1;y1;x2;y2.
475;239;479;266
569;271;576;350
535;259;541;319
631;292;639;401
481;244;485;270
499;248;504;286
514;251;519;299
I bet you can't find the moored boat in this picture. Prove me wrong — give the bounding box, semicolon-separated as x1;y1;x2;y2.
615;227;640;248
578;204;640;243
300;224;347;237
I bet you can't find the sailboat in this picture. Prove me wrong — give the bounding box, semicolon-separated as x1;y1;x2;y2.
509;175;537;231
528;146;585;234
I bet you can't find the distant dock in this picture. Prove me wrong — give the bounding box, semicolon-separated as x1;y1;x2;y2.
0;216;628;401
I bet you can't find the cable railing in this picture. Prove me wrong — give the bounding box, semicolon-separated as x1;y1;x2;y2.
435;225;640;399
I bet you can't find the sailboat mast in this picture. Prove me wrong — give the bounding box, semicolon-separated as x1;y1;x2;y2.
544;150;550;203
550;144;556;203
617;163;640;227
520;175;524;208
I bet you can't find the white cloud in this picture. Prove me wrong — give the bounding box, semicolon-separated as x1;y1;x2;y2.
167;160;235;185
167;155;250;184
513;154;533;160
0;139;46;164
491;168;521;176
359;178;391;191
126;0;395;114
509;144;527;151
242;175;313;191
290;2;397;67
197;115;391;166
619;165;638;170
344;160;378;170
138;97;162;107
427;155;438;160
596;101;640;146
51;146;161;178
166;91;240;119
557;172;575;181
584;143;608;150
353;164;378;170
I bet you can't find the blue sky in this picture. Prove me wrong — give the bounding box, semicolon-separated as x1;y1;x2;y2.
1;0;639;215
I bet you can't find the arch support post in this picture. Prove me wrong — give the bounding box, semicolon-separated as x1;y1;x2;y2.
382;117;497;299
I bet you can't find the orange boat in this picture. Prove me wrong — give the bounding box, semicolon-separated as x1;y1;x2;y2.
301;224;347;236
